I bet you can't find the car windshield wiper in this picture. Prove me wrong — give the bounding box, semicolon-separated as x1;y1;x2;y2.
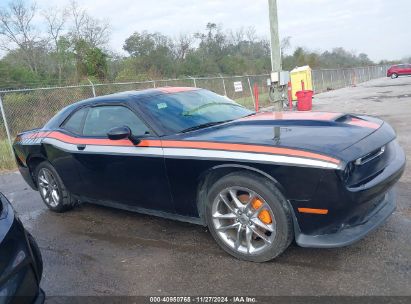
179;120;233;133
241;112;256;118
182;102;244;116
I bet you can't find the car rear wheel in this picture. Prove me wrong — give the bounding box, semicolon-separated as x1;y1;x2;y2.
391;73;398;79
205;171;293;262
35;162;76;212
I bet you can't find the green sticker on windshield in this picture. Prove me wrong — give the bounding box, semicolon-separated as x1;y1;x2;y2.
157;102;167;109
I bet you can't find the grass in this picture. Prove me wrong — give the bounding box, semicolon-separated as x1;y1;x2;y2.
0;139;16;171
234;92;270;110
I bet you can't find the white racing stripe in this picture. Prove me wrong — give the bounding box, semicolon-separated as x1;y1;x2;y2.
42;137;340;169
42;138;163;157
163;148;339;169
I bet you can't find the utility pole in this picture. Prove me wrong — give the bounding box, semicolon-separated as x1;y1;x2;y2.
268;0;284;110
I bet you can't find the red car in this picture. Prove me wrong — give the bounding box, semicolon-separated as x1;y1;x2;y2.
387;64;411;79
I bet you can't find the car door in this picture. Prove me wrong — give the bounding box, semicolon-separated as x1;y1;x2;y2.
70;103;174;213
398;65;407;75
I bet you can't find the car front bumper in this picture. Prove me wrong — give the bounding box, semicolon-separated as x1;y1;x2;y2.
292;136;405;248
295;188;396;248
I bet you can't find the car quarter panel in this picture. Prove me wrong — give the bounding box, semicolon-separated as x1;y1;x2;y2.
14;130;84;194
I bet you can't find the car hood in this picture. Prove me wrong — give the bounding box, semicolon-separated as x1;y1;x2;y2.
173;111;385;159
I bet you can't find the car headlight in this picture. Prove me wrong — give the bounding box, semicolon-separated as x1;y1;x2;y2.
343;162;354;182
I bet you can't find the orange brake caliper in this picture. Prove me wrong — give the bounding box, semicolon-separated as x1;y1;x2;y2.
251;198;272;224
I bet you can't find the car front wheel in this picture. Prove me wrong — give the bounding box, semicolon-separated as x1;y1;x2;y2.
35;161;76;212
205;171;293;262
391;73;398;79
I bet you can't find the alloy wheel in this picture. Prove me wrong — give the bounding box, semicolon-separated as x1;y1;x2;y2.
38;168;60;208
211;186;276;255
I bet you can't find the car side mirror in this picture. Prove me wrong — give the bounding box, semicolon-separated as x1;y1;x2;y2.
107;126;131;140
107;126;142;145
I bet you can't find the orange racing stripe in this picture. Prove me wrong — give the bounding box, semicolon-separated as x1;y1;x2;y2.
346;118;380;129
40;131;340;165
240;111;342;121
158;140;340;164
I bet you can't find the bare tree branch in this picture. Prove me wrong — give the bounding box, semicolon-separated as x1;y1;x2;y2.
68;0;110;47
43;7;67;48
0;0;41;72
174;33;193;60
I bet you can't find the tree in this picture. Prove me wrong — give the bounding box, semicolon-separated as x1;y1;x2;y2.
73;38;107;80
0;0;42;73
121;31;175;79
123;31;172;57
84;47;107;79
174;33;194;60
43;7;68;83
68;0;110;48
358;53;372;66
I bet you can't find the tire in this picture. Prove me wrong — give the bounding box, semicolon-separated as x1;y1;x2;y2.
391;73;398;79
205;171;293;262
35;161;76;212
27;232;43;279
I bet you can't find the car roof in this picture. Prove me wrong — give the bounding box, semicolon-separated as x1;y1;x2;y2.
43;87;202;129
75;87;201;106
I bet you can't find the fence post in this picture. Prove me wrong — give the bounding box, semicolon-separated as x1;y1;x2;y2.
88;79;96;97
330;71;333;89
153;80;156;88
0;94;14;158
343;69;347;86
247;77;255;109
220;75;227;96
189;76;197;87
321;70;325;92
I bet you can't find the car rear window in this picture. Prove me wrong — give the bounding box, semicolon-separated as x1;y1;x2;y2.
61;107;88;135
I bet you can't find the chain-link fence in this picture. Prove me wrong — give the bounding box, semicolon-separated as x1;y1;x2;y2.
312;65;389;93
0;65;389;167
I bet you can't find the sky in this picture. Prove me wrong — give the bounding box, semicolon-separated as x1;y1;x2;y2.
7;0;411;61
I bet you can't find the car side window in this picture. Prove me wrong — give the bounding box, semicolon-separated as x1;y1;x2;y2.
82;105;150;137
61;107;88;135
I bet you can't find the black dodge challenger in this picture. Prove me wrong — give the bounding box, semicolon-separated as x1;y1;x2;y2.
13;87;405;262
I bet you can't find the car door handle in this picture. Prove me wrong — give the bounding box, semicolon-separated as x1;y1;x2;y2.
77;144;86;151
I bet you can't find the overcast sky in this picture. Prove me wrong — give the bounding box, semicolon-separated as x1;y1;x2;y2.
18;0;411;61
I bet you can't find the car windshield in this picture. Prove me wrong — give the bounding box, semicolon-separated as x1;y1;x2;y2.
138;89;254;135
